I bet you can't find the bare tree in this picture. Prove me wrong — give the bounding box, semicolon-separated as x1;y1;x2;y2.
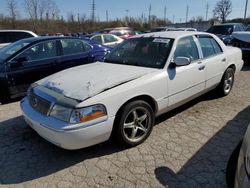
6;0;18;28
6;0;18;20
25;0;59;21
213;0;232;22
25;0;39;20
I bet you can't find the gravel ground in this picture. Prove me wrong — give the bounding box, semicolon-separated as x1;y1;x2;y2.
0;66;250;188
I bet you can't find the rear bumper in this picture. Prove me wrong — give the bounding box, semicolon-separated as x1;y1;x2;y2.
20;97;114;150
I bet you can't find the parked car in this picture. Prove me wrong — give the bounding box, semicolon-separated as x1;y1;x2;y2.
206;23;246;44
109;27;136;39
0;36;111;102
20;31;243;150
227;123;250;188
90;34;123;47
227;31;250;62
0;30;38;49
172;28;197;31
150;27;176;32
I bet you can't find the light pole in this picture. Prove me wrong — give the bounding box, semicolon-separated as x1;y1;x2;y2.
244;0;248;19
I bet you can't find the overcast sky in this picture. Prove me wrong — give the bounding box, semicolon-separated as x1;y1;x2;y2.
0;0;249;22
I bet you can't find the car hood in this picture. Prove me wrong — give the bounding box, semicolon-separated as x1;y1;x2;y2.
232;32;250;43
37;62;157;101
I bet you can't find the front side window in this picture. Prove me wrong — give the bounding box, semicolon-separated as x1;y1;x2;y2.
174;36;199;62
104;37;174;68
17;41;57;61
60;39;92;55
197;36;222;58
0;39;31;59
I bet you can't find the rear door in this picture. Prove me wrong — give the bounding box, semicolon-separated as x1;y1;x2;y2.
8;40;58;95
54;39;95;72
168;36;206;106
196;35;225;89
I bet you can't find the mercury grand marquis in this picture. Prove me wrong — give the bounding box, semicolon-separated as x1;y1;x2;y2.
21;31;244;149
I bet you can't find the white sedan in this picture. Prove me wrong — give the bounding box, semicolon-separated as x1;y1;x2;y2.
20;31;243;150
90;34;123;48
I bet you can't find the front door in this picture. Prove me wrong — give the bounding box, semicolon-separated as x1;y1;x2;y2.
8;40;57;95
167;36;206;106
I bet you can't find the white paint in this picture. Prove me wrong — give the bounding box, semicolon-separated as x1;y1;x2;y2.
21;31;244;149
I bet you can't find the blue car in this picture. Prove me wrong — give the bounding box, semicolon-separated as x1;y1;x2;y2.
0;36;111;102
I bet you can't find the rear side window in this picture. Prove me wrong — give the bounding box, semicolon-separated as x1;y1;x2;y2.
197;36;222;58
60;39;92;55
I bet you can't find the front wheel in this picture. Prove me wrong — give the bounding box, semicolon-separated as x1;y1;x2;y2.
218;67;235;96
115;100;155;147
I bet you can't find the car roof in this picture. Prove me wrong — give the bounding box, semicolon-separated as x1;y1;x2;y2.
132;31;209;39
0;30;38;36
20;36;86;43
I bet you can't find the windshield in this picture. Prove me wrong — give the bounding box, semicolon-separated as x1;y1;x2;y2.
0;40;31;59
104;37;173;69
207;25;234;35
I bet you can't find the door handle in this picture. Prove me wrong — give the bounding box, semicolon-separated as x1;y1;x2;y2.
222;58;226;62
199;65;205;70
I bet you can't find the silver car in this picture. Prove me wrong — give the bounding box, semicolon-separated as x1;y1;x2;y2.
230;123;250;188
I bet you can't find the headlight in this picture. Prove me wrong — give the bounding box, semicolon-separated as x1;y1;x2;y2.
50;104;73;122
70;104;107;124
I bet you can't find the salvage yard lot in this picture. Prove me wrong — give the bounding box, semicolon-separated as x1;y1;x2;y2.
0;66;250;188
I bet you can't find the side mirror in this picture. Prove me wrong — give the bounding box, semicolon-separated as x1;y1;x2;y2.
174;57;191;66
9;56;29;68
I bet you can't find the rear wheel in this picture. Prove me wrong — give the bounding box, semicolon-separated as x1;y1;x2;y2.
218;68;234;96
115;100;154;147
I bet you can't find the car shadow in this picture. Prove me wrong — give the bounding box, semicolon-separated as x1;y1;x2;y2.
154;105;250;188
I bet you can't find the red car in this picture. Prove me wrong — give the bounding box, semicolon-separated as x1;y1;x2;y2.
109;27;136;39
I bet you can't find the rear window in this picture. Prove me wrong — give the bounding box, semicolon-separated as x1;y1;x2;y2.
207;25;234;35
0;32;34;43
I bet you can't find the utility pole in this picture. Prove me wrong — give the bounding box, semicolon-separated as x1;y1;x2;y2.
106;10;109;22
205;2;209;21
91;0;96;23
185;4;189;23
148;3;151;24
244;0;248;19
164;6;167;23
172;15;175;24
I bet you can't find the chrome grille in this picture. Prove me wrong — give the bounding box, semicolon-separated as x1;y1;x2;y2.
29;91;51;115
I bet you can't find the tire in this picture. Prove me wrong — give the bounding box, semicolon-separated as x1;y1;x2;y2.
0;85;10;104
217;67;235;96
114;100;155;147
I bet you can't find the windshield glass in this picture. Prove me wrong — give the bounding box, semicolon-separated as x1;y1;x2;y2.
0;40;31;59
104;37;173;69
207;25;234;35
